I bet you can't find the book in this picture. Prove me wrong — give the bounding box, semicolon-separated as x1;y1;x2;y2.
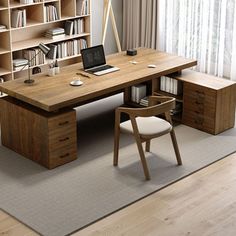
13;58;28;67
45;33;65;40
65;21;74;35
47;44;58;60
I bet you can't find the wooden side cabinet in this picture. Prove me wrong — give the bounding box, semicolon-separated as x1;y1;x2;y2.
175;70;236;134
0;96;77;169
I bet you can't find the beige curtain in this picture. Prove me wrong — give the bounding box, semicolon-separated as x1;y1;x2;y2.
122;0;158;50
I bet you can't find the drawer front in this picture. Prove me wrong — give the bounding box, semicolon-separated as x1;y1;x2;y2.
183;110;215;134
48;110;76;132
48;144;77;169
183;82;216;119
48;130;77;151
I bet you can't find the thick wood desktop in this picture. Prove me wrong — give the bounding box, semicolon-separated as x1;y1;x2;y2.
0;48;234;168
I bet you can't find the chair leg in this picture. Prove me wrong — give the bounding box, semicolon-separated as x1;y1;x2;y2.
145;140;151;152
134;137;151;180
113;126;120;166
170;130;182;165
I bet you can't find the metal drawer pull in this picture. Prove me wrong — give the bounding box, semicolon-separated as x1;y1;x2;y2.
60;153;70;159
59;137;70;142
58;121;69;126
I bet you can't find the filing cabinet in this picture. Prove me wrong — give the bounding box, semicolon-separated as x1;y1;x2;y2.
180;71;236;134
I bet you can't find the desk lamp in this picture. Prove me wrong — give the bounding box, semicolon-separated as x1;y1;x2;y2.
22;43;50;84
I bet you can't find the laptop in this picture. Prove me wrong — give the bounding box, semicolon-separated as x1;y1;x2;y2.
81;45;120;76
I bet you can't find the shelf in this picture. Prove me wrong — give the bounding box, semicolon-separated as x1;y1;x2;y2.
0;68;12;76
0;6;8;11
10;1;43;9
0;48;10;55
12;33;90;51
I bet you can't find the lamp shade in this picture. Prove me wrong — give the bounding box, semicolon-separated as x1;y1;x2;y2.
38;43;50;55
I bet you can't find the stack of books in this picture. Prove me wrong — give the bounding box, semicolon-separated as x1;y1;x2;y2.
140;97;149;107
0;25;7;31
131;84;147;103
11;9;26;28
13;58;28;71
44;4;59;22
45;28;65;39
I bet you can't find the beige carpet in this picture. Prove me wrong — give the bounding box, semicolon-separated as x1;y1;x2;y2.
0;95;236;236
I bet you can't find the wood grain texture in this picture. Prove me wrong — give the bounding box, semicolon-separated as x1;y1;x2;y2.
0;48;197;112
1;153;236;236
0;96;77;169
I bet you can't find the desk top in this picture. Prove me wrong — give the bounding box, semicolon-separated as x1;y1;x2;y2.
0;48;197;112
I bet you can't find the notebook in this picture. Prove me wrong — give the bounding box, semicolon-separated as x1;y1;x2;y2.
81;45;120;76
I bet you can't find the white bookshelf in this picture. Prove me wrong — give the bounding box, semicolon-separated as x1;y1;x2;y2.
0;0;91;81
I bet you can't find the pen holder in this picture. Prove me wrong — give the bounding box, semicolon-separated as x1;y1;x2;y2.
54;66;60;74
48;68;55;77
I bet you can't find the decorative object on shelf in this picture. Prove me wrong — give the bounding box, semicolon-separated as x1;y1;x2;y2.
21;43;50;84
102;0;121;52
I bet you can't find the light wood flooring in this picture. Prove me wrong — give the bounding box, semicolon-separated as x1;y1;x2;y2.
1;153;236;236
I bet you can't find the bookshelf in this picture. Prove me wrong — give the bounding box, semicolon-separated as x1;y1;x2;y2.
0;0;91;82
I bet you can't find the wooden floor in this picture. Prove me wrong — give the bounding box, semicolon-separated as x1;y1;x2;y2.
1;153;236;236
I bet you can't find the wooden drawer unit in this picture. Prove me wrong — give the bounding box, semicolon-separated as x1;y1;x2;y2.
178;70;236;134
0;96;77;169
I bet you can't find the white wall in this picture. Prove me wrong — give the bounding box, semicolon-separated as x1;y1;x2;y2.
91;0;123;54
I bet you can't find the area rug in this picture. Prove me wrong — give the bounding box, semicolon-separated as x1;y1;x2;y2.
0;95;236;236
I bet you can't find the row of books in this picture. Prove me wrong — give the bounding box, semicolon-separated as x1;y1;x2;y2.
64;19;85;35
131;84;147;103
19;0;41;4
11;9;26;28
160;76;183;95
23;48;46;67
47;38;87;60
76;0;89;16
44;4;59;22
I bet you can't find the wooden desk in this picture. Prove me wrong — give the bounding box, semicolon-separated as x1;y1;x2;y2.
0;48;197;168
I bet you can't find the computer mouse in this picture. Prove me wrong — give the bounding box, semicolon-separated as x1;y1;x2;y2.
70;79;83;86
148;64;157;68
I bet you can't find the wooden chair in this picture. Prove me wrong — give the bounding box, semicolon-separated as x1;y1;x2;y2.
113;96;182;180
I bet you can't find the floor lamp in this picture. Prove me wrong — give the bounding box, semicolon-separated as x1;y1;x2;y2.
102;0;122;52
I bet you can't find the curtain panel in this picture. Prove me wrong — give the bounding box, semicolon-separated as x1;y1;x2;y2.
122;0;158;49
123;0;236;80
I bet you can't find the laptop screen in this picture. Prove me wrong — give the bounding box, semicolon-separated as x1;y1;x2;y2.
81;45;106;70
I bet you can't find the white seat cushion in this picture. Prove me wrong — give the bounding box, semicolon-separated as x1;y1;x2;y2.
120;116;172;138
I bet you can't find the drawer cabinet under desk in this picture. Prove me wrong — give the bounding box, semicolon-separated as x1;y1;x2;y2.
0;96;77;169
173;70;236;135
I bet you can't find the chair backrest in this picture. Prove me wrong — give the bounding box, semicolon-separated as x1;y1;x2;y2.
119;96;175;118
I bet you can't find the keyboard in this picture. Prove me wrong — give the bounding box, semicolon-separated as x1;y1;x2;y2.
87;64;113;73
94;67;120;76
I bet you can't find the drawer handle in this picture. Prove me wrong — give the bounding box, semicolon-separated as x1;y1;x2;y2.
58;121;69;126
195;90;205;96
59;137;70;142
60;153;70;159
194;117;204;125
